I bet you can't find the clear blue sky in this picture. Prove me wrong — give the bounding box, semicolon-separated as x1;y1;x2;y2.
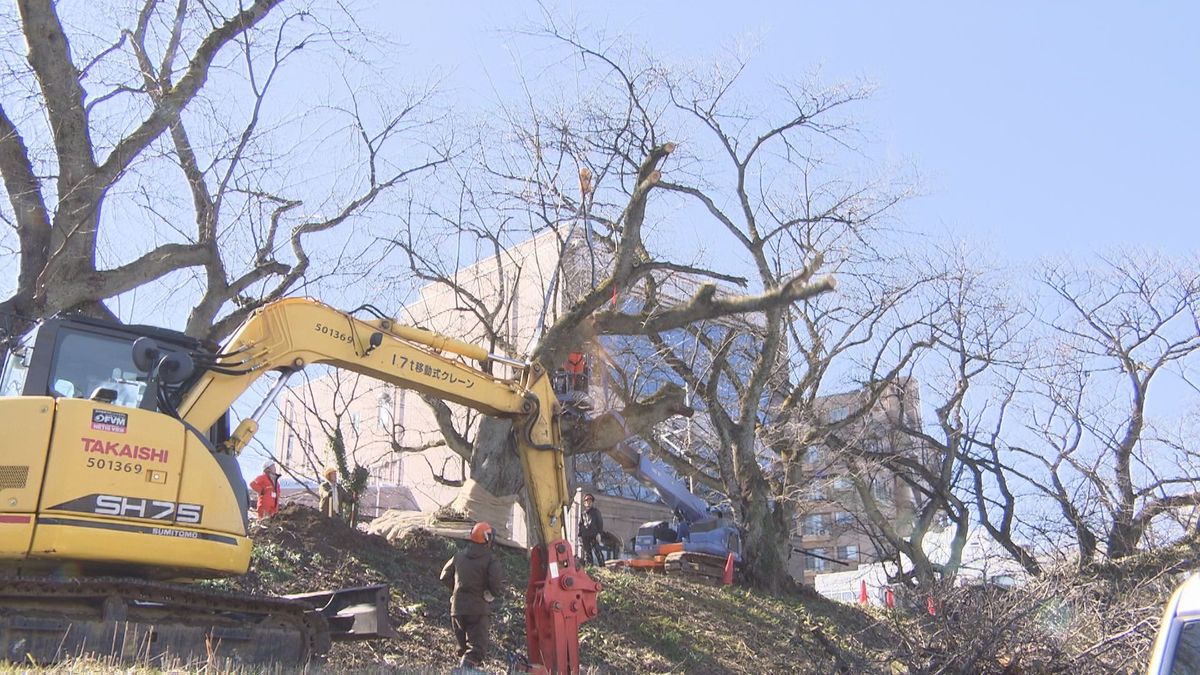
380;1;1198;260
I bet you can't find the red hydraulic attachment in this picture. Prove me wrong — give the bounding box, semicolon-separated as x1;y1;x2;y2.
525;538;601;673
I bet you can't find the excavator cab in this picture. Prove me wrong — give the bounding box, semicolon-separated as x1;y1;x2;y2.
2;315;216;417
0;299;587;670
0;314;395;665
0;315;252;579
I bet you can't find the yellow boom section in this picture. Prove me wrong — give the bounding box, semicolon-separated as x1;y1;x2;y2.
175;297;569;545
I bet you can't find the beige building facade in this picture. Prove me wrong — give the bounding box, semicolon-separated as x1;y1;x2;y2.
787;380;925;585
273;230;566;519
271;230;672;545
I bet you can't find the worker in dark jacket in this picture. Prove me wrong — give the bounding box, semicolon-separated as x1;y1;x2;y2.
578;492;605;566
440;522;503;669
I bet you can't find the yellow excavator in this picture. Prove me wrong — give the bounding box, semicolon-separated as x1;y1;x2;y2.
0;297;599;673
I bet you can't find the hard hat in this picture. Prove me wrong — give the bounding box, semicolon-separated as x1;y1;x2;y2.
322;465;338;480
262;461;278;475
470;522;494;545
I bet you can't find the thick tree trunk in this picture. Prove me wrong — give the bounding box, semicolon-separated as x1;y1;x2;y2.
468;417;524;496
0;297;37;348
469;417;549;546
739;490;793;593
1107;516;1140;560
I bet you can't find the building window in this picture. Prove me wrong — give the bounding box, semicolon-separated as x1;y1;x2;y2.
804;548;828;572
509;287;521;344
808;483;827;501
285;433;294;463
829;406;849;422
837;545;859;562
832;476;852;491
377;390;394;434
378;458;400;484
872;478;893;500
803;446;821;464
834;511;854;526
803;514;830;536
350;411;361;434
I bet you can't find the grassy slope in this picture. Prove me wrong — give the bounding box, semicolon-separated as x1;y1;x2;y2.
11;505;1183;673
205;506;908;674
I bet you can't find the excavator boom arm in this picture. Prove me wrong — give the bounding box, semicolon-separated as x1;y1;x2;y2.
175;298;596;673
177;298;527;431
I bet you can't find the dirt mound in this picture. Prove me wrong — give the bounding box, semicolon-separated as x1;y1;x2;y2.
210;505;467;670
203;505;910;673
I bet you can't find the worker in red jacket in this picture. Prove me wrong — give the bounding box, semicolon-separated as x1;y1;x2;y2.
249;461;281;519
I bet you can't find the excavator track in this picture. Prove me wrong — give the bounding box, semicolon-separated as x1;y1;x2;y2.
0;576;330;667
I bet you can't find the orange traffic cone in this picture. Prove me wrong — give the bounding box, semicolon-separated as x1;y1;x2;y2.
858;580;868;604
722;553;734;585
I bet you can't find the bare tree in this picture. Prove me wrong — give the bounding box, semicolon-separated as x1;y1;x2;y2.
919;249;1045;578
848;244;1040;585
1012;250;1200;564
422;24;918;591
909;249;1200;577
0;0;448;344
354;22;898;592
271;370;384;512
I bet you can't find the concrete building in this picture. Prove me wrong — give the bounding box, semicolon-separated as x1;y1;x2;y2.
272;229;677;545
788;379;928;585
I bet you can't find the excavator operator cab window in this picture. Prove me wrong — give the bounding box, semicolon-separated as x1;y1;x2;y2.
0;332;34;398
48;331;147;406
2;317;230;445
9;317;194;412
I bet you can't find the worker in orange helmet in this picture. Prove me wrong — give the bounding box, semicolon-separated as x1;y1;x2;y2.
249;461;281;519
440;521;504;670
318;465;343;519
